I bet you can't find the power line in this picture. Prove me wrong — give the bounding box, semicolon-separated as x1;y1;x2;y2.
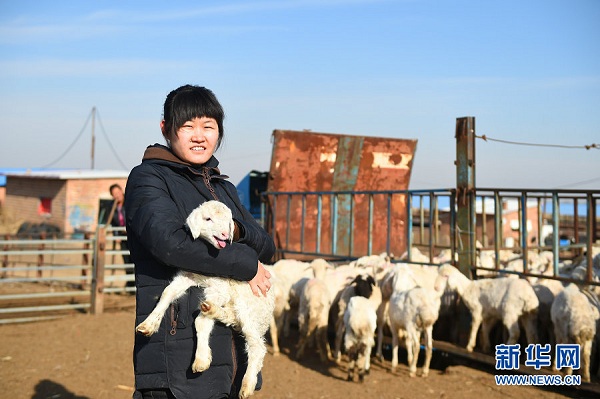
554;176;600;189
96;109;129;170
477;134;599;150
40;109;93;168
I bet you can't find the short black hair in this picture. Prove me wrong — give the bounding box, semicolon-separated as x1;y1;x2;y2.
162;85;225;149
109;183;122;193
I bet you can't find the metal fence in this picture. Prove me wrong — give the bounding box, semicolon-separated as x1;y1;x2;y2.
0;225;132;324
262;187;600;286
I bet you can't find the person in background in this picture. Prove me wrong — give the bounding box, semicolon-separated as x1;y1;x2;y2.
109;183;133;287
124;84;275;399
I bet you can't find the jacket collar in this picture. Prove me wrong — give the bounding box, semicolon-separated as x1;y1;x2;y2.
142;144;229;179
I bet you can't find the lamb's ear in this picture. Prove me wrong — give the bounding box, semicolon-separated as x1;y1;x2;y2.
186;210;202;239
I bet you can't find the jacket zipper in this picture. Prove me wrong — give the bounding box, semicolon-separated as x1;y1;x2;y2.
170;303;177;335
201;168;220;201
231;335;238;386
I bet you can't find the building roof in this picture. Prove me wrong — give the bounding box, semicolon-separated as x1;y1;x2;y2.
1;169;129;183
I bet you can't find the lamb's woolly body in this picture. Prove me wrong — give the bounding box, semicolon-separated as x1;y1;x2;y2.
435;264;539;353
135;201;275;399
550;283;600;382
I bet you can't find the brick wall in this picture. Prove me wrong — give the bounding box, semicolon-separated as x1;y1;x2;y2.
65;178;127;233
3;176;127;235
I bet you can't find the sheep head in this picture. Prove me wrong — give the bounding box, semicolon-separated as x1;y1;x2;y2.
186;200;235;250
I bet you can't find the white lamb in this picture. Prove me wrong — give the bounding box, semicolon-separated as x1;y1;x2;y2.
343;295;378;382
434;264;539;354
388;265;443;377
296;276;332;362
135;201;275;399
550;283;600;383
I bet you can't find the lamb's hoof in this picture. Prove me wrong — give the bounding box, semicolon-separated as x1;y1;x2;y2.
466;346;474;353
239;377;256;399
192;358;211;373
239;387;254;399
409;372;417;378
135;322;157;336
421;370;430;378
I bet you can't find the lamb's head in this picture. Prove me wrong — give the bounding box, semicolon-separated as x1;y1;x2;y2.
186;200;235;249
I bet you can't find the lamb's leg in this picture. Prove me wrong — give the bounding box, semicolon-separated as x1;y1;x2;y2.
295;326;311;359
406;328;419;378
390;326;400;373
136;274;196;336
239;331;267;399
269;316;280;356
580;338;592;383
375;300;388;361
347;353;356;382
192;315;216;373
480;318;495;354
334;318;345;364
521;311;539;346
364;338;373;374
466;313;482;352
503;314;521;346
357;350;367;383
316;325;331;362
421;325;433;377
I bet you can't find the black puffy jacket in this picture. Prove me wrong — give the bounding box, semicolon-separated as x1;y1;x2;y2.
125;144;275;399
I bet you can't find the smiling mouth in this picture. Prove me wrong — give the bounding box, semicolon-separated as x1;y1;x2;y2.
191;146;206;151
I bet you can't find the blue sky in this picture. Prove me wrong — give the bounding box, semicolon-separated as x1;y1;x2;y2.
0;0;598;189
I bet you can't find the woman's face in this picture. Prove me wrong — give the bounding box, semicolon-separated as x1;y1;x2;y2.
162;117;220;166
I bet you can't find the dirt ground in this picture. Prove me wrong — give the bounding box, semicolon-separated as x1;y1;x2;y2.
1;302;598;399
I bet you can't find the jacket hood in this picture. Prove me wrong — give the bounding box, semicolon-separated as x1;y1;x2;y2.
142;144;228;179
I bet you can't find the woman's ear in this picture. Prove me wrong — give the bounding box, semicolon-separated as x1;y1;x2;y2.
160;120;171;146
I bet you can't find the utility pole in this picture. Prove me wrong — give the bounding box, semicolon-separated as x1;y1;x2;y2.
91;106;96;170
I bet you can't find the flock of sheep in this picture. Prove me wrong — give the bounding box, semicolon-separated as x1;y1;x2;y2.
265;244;600;384
139;201;600;399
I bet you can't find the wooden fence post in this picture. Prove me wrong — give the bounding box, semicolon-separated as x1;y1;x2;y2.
91;226;106;314
1;234;8;278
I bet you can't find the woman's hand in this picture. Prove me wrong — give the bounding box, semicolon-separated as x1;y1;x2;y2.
248;261;272;297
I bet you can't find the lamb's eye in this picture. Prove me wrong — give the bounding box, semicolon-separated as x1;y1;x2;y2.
205;217;212;222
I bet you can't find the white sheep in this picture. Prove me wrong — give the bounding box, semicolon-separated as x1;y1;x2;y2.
375;263;432;361
550;283;600;383
434;264;539;354
135;200;275;399
343;295;378;382
295;276;332;362
532;278;564;346
332;274;378;364
387;265;443;377
265;259;315;354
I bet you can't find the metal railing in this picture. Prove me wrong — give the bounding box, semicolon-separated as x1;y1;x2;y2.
262;187;600;286
0;225;133;323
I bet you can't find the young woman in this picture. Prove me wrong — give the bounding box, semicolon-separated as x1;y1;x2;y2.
125;84;275;399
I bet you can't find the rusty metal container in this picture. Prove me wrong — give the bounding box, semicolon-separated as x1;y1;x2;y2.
266;129;417;259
